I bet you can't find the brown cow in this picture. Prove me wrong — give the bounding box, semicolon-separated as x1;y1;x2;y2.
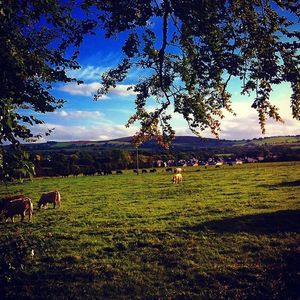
38;191;61;209
1;197;33;223
172;173;183;184
0;195;25;214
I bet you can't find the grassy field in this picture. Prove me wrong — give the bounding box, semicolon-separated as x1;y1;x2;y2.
0;162;300;299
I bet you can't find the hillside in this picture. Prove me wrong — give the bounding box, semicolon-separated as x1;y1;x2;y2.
24;135;300;153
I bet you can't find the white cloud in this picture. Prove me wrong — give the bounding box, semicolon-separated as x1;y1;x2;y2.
109;85;136;97
209;100;299;140
33;122;138;142
32;84;299;142
67;65;108;81
57;82;135;98
53;110;104;119
57;82;102;97
168;96;300;140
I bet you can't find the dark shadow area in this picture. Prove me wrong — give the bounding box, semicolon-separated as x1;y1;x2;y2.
260;179;300;188
1;241;300;300
184;209;300;234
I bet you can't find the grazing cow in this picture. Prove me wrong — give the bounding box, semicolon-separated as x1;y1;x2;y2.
150;169;157;173
215;162;223;168
116;170;123;174
142;169;148;173
0;195;25;214
1;197;33;223
174;168;182;174
38;190;61;209
172;173;183;184
0;194;25;208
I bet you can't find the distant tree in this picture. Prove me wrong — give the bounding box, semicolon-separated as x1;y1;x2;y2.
78;152;94;166
71;165;81;176
51;153;70;177
0;1;95;181
112;149;133;169
68;154;80;176
85;0;299;148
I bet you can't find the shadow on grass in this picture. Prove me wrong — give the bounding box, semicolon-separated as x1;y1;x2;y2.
184;209;300;234
260;179;300;188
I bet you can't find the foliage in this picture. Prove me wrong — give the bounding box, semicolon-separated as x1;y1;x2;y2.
85;0;300;147
0;162;299;299
0;0;95;181
0;145;35;182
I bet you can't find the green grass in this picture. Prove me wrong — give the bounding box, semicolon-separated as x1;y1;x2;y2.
1;162;300;299
253;136;300;145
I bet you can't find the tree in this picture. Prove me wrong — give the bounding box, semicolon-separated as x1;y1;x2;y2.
51;153;70;177
85;0;299;148
1;1;299;180
0;146;35;182
0;1;95;181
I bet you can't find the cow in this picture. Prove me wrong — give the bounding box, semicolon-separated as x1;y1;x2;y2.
174;168;182;174
1;197;33;223
142;169;148;173
0;194;25;208
150;169;157;173
38;190;61;209
0;195;25;214
172;173;183;184
215;162;223;168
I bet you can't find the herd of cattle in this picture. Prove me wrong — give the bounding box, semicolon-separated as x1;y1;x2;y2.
0;190;61;223
0;168;185;223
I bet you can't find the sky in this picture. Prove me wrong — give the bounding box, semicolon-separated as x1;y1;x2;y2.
32;10;300;143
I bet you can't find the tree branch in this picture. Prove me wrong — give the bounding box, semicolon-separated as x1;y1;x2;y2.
158;0;170;91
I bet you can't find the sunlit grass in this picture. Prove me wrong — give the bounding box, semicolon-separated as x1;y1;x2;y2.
0;162;299;299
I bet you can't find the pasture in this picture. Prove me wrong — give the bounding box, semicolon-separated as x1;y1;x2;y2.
0;162;300;299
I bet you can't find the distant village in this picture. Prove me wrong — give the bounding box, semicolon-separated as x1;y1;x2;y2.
153;156;267;168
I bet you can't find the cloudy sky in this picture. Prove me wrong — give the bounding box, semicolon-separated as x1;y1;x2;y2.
34;16;299;143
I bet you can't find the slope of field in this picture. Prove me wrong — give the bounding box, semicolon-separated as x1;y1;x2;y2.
24;135;300;153
0;162;300;299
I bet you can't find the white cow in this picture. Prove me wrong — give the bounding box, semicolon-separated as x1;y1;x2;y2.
215;162;223;168
174;167;182;174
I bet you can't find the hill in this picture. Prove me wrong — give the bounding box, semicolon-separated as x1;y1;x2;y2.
25;135;300;153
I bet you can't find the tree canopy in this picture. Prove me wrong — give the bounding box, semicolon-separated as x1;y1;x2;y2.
86;0;300;147
0;0;94;180
0;0;299;180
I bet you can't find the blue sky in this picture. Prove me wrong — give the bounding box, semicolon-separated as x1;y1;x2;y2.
32;13;299;142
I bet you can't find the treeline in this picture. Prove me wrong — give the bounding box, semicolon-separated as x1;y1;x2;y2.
2;144;300;181
32;149;159;177
29;144;300;177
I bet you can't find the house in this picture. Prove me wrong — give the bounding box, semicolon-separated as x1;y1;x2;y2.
246;157;258;163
